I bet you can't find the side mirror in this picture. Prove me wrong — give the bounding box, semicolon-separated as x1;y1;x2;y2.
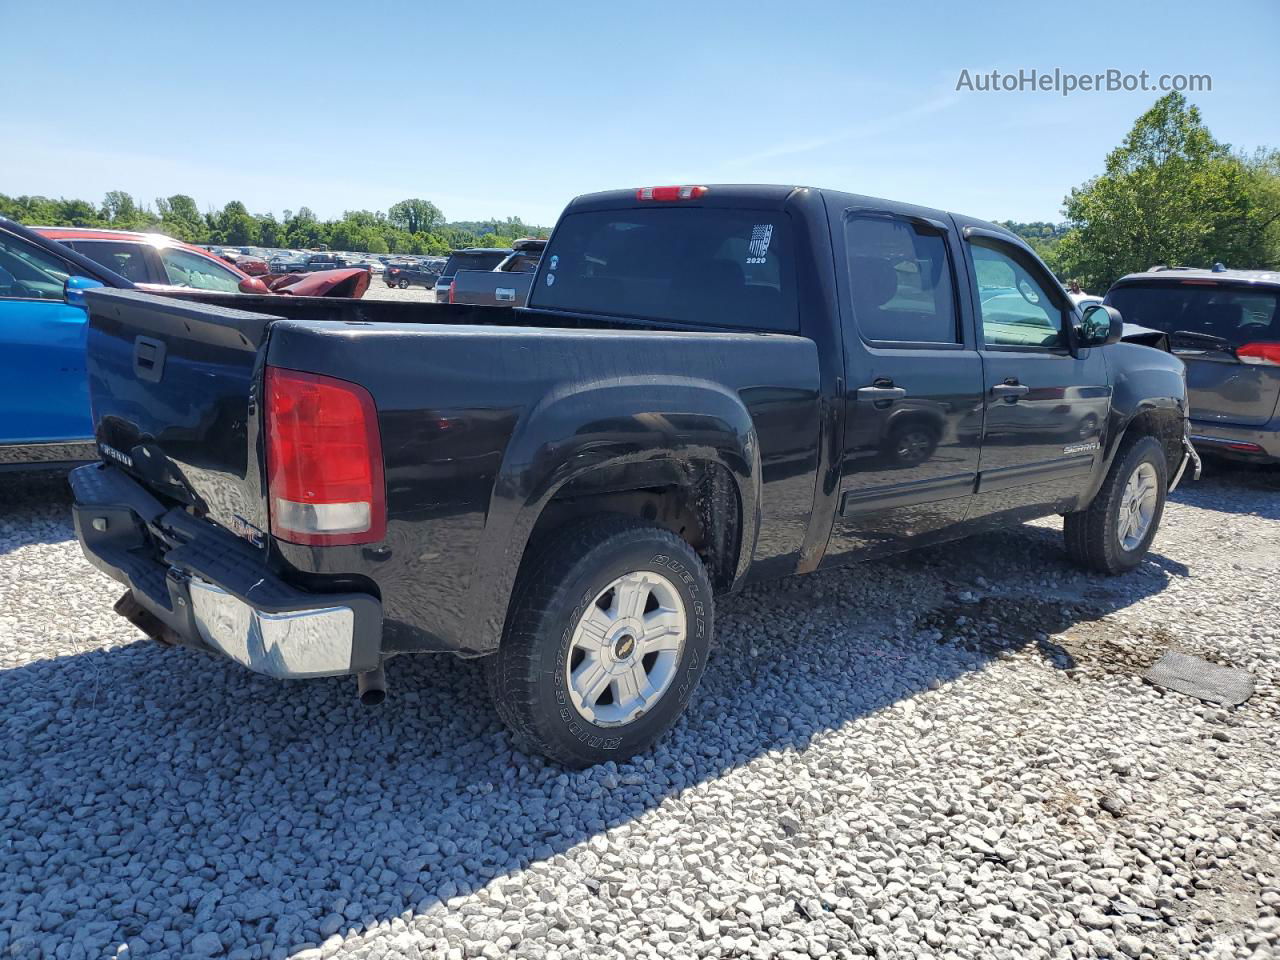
1080;303;1123;347
238;277;271;294
64;275;104;308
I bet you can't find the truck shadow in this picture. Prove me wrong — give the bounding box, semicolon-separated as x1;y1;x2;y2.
0;518;1189;958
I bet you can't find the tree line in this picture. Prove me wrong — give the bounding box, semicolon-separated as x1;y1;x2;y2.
4;94;1277;288
0;193;549;256
1000;93;1280;292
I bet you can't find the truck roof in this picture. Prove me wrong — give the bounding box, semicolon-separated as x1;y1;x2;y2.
561;184;1022;244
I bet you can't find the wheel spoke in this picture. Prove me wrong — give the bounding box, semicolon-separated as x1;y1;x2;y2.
641;608;683;650
575;606;613;652
614;575;650;620
614;662;647;709
572;655;612;708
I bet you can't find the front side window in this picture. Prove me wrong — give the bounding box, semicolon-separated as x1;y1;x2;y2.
0;231;73;301
845;215;958;344
159;247;243;292
970;242;1064;349
532;207;796;331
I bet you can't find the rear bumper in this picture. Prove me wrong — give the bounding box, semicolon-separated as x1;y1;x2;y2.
70;464;383;679
1189;419;1280;463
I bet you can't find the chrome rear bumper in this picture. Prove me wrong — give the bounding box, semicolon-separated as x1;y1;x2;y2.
189;578;358;679
71;464;382;680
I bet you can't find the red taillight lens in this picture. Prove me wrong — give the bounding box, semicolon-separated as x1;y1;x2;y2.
448;280;456;303
264;366;385;546
1237;342;1280;366
635;185;708;202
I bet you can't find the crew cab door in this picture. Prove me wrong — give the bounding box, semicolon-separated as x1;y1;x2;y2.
961;228;1110;519
823;202;985;562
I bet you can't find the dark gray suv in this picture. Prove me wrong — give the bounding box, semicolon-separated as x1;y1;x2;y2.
1106;267;1280;463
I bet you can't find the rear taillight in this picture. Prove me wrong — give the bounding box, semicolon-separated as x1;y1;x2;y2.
1237;342;1280;366
448;280;456;303
635;185;708;201
264;366;385;546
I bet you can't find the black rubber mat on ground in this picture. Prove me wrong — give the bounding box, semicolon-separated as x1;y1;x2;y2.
1141;651;1255;707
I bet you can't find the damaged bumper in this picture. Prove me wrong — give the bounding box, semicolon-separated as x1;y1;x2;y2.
70;464;382;679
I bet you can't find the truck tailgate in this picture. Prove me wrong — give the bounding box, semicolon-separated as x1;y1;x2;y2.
450;269;534;307
84;288;277;538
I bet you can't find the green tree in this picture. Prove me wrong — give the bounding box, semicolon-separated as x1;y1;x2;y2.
210;201;260;246
388;198;444;235
1056;93;1276;290
156;194;206;242
102;190;140;225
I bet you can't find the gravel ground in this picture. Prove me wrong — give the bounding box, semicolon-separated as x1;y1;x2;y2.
361;279;438;304
1;462;1277;960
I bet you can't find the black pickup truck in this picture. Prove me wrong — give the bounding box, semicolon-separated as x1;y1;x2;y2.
71;184;1197;767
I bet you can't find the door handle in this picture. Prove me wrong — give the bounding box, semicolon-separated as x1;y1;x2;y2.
856;385;907;400
990;382;1030;400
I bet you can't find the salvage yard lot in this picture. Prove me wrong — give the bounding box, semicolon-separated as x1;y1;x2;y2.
1;468;1276;960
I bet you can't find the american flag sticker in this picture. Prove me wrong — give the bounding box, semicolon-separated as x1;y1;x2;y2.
747;220;773;261
748;223;774;259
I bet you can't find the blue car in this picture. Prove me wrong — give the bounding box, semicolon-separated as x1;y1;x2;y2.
0;216;130;470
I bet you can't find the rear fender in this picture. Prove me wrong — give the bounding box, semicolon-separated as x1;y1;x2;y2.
462;377;761;654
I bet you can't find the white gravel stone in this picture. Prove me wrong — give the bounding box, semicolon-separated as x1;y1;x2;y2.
0;464;1277;960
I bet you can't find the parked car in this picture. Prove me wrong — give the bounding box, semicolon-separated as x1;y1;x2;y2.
221;252;270;276
433;247;511;299
448;237;547;306
385;260;441;289
0;217;128;469
1106;266;1280;463
69;184;1196;768
302;253;345;272
38;228;370;299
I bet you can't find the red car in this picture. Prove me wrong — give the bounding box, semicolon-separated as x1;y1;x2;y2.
36;227;370;298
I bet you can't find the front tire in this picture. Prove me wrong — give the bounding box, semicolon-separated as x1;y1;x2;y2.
485;517;713;768
1064;435;1168;575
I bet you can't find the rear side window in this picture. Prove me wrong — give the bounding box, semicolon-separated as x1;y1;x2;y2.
532;208;796;331
1106;283;1280;347
845;216;957;344
67;240;156;285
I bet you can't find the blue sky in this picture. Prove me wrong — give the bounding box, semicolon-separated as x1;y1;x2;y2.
5;0;1278;227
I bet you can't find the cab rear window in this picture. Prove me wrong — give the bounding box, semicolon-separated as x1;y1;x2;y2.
531;208;797;331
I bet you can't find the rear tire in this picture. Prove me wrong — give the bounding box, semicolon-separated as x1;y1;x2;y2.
397;278;410;289
1064;435;1167;575
485;517;713;768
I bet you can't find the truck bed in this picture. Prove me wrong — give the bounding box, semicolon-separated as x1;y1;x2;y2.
81;287;823;657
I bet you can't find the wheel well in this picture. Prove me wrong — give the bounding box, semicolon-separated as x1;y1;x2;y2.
529;459;743;593
1119;409;1184;475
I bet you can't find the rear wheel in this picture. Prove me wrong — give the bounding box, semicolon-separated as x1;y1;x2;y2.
397;278;410;289
1064;435;1167;574
485;517;713;768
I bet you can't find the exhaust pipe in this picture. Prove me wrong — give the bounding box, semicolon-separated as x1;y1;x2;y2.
357;666;387;706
